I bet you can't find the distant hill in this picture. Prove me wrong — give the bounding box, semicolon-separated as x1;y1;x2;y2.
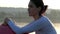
0;7;60;23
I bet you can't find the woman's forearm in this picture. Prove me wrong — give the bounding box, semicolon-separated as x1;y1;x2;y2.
8;20;21;34
20;19;44;33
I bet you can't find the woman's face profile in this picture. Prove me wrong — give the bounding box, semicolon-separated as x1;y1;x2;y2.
28;1;41;16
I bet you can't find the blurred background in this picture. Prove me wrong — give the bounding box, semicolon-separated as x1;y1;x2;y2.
0;0;60;34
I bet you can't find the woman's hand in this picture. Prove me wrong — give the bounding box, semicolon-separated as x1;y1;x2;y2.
3;18;10;25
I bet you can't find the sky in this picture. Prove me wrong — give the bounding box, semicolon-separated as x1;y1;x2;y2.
0;0;60;9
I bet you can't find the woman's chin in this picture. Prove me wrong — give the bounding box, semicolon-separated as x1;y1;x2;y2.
29;15;31;16
29;14;32;16
29;14;34;16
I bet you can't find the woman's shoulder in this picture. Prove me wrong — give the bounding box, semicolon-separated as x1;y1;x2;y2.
34;16;49;23
38;16;52;23
32;16;52;25
38;16;48;21
42;16;50;21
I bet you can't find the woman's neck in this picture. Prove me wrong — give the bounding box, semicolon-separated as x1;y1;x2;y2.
33;15;42;20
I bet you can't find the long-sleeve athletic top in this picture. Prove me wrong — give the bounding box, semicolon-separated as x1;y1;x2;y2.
8;16;57;34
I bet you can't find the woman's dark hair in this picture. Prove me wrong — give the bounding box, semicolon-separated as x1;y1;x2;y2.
40;5;48;14
30;0;47;16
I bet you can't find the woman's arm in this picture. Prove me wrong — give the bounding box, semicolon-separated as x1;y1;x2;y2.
4;18;21;34
8;17;45;34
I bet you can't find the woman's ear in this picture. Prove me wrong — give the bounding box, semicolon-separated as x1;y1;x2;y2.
37;7;41;12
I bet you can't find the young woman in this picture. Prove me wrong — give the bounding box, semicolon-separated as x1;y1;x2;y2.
6;0;57;34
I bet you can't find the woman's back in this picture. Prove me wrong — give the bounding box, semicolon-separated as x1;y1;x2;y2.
35;16;57;34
